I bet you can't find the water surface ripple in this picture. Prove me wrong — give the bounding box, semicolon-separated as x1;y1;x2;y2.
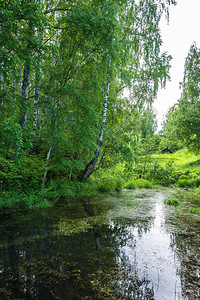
0;189;199;299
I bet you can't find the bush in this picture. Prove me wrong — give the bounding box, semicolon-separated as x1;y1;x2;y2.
179;174;190;180
146;160;176;186
135;179;154;188
0;157;21;191
178;178;193;188
20;156;45;190
124;179;153;189
125;181;137;189
92;169;124;193
0;191;51;209
193;176;200;187
195;186;200;195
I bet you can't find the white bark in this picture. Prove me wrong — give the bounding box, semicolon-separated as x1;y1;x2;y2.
38;104;46;138
0;66;3;107
0;24;3;107
80;58;111;179
13;72;16;100
42;93;60;186
33;9;43;133
0;66;3;92
19;65;23;91
33;63;41;132
19;64;30;127
42;138;52;186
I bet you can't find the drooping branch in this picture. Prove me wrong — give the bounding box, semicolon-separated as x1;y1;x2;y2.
102;98;142;145
109;85;127;98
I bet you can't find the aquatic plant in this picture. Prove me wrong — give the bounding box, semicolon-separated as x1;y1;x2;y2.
125;200;135;207
188;207;200;214
164;198;181;206
174;209;180;217
58;219;93;236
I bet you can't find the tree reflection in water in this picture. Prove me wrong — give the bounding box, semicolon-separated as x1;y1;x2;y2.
0;190;199;299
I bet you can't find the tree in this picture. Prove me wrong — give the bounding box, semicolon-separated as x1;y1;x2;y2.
0;0;176;189
167;43;200;153
78;0;175;179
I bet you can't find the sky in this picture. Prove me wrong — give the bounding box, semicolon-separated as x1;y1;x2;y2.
153;0;200;130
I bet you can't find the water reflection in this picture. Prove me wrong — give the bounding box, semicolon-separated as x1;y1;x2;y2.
119;194;182;299
0;190;199;299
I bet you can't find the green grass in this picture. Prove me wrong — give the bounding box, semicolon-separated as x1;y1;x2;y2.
153;149;200;173
0;191;52;209
124;179;154;189
125;181;137;189
151;148;200;187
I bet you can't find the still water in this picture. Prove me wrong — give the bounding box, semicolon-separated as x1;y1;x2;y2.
0;189;200;299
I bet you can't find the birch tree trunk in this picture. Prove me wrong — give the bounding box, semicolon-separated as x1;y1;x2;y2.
33;61;41;132
38;104;46;138
0;62;3;107
42;95;59;186
0;24;3;107
19;20;33;128
79;59;111;180
33;3;42;133
19;64;30;127
42;135;52;186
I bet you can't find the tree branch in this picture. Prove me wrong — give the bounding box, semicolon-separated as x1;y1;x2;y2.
109;85;127;98
102;98;142;145
44;8;70;15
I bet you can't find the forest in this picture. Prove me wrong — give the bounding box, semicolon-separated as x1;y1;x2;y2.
1;1;200;299
0;0;200;209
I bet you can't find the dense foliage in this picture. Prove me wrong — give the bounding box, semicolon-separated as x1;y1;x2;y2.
162;43;200;153
0;0;176;200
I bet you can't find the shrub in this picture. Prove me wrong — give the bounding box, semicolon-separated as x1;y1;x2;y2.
0;157;21;191
125;181;137;189
195;186;200;195
0;191;52;209
179;174;190;180
193;176;200;187
20;156;45;190
135;179;154;188
124;179;153;189
92;169;124;193
147;160;176;186
178;178;193;188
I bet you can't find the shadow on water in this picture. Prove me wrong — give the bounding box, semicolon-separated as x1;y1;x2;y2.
0;189;199;299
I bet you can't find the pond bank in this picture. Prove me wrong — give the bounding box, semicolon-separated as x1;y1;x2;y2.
0;189;199;299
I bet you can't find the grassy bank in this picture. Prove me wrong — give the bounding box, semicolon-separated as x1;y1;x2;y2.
1;148;200;209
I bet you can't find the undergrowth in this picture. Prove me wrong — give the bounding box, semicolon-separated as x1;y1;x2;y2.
1;148;200;209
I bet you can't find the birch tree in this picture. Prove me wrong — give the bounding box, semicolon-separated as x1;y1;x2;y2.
168;43;200;153
78;0;175;179
0;0;177;188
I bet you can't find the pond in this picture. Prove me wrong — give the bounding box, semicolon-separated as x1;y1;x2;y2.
0;189;200;299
